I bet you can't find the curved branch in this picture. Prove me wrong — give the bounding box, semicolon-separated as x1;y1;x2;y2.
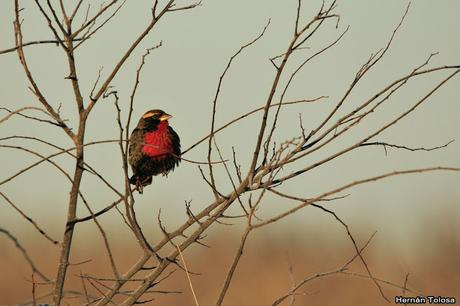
0;106;60;126
207;19;270;199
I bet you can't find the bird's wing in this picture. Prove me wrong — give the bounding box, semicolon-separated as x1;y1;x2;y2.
128;128;145;168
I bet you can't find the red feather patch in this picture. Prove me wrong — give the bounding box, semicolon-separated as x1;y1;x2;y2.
142;121;173;159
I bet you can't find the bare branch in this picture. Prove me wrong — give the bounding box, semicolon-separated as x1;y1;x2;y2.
33;0;67;48
272;268;346;306
215;226;251;306
0;135;123;197
168;1;202;12
207;19;270;198
0;38;82;55
72;0;120;38
176;246;200;306
248;1;338;181
310;204;388;301
0;192;59;245
0;227;50;282
254;166;460;228
304;3;411;147
14;1;75;140
361;140;454;155
86;0;176;114
0;106;62;127
182;97;327;155
70;0;85;23
262;25;349;163
267;67;460;185
74;0;128;49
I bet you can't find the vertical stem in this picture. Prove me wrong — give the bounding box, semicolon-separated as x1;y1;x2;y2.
52;15;90;303
215;227;251;306
52;127;85;305
248;41;294;178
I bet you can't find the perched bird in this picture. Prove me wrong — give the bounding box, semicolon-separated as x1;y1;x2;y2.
128;109;181;193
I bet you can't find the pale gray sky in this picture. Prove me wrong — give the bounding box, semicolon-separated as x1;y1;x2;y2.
1;0;459;250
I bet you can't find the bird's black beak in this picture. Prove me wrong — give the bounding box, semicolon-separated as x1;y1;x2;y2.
159;113;172;121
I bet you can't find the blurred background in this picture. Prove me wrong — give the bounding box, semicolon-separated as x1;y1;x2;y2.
0;0;459;304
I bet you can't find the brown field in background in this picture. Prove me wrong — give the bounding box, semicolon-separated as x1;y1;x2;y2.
1;218;459;306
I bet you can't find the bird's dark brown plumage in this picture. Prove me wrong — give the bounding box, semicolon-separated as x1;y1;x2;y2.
128;109;181;193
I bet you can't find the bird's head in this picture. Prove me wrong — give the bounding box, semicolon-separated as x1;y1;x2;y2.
138;109;172;129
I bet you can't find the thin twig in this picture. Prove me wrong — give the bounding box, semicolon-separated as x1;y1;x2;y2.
0;228;50;282
176;246;200;306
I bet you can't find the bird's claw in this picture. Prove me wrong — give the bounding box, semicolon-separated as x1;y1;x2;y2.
136;180;144;194
135;176;153;194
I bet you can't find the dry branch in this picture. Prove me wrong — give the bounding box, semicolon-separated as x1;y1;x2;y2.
0;227;50;283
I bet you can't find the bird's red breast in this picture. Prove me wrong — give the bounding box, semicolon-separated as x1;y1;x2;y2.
142;121;173;159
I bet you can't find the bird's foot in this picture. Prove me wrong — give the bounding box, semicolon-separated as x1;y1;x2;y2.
136;180;144;194
135;176;152;194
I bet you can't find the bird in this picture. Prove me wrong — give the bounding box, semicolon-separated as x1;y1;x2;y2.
128;109;181;193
